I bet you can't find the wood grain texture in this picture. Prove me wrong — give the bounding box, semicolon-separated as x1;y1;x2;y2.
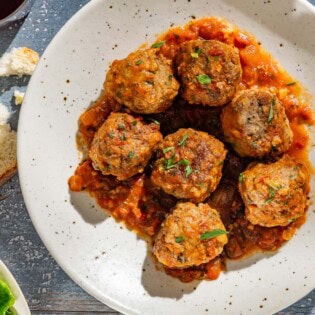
0;0;314;314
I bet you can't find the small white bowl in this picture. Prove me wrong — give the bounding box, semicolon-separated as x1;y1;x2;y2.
0;260;30;315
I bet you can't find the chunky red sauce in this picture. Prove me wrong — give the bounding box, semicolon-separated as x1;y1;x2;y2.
69;17;313;282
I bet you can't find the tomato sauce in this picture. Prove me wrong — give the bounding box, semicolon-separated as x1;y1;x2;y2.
69;17;313;282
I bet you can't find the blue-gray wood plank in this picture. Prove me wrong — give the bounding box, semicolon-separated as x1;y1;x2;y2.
0;0;314;314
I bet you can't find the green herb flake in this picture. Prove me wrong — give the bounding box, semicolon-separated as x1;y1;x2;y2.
286;81;296;86
177;158;190;166
148;118;160;125
218;160;224;166
265;187;276;203
108;131;115;139
197;74;212;85
200;229;228;240
163;146;174;154
267;99;275;123
128;151;135;159
136;60;143;65
178;133;188;147
0;280;15;315
164;155;176;170
175;236;184;243
151;40;166;48
238;172;245;182
132;120;138;126
119;134;127;141
168;74;173;80
118;123;126;130
185;164;193;178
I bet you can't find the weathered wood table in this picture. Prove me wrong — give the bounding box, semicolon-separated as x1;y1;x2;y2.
0;0;314;314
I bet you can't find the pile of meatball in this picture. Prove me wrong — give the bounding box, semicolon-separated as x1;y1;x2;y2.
89;39;309;269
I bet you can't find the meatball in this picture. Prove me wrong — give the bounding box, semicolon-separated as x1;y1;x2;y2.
238;155;309;227
153;202;228;268
175;39;242;106
104;48;179;114
89;112;162;180
221;88;293;158
151;128;227;202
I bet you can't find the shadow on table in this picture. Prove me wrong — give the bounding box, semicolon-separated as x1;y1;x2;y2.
69;190;109;225
0;17;27;56
140;247;198;299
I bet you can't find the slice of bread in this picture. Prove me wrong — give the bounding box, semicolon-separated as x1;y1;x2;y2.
0;47;39;77
0;124;17;185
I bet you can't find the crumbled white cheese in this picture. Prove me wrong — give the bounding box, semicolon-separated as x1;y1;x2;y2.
0;47;39;77
14;90;25;105
0;103;10;125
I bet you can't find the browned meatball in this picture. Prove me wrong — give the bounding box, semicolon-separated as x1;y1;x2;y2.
151;128;227;202
153;202;228;268
104;48;179;114
89;112;162;180
175;40;242;106
221;88;293;158
238;155;309;227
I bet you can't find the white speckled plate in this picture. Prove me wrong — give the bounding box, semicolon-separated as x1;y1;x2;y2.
18;0;315;314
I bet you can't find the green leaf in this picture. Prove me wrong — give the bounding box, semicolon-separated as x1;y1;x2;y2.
175;236;184;243
178;133;188;146
148;118;160;125
164;155;176;170
163;146;174;154
200;229;228;240
185;164;193;178
267;99;275;123
265;187;276;203
136;60;143;65
238;172;244;182
286;81;296;86
0;280;15;315
177;158;190;166
128;151;135;158
197;74;212;84
151;41;166;48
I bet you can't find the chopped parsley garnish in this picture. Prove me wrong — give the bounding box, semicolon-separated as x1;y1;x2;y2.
119;134;126;141
197;74;212;84
265;187;276;203
286;81;296;86
200;229;228;240
238;172;244;182
132;120;138;126
178;133;188;146
148;118;160;125
136;60;143;65
164;157;192;176
118;123;126;130
108;131;114;139
128;151;135;158
151;40;165;48
185;164;193;178
175;236;184;243
267;99;275;123
191;47;202;58
168;74;173;80
164;155;176;169
177;158;190;166
163;146;174;154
